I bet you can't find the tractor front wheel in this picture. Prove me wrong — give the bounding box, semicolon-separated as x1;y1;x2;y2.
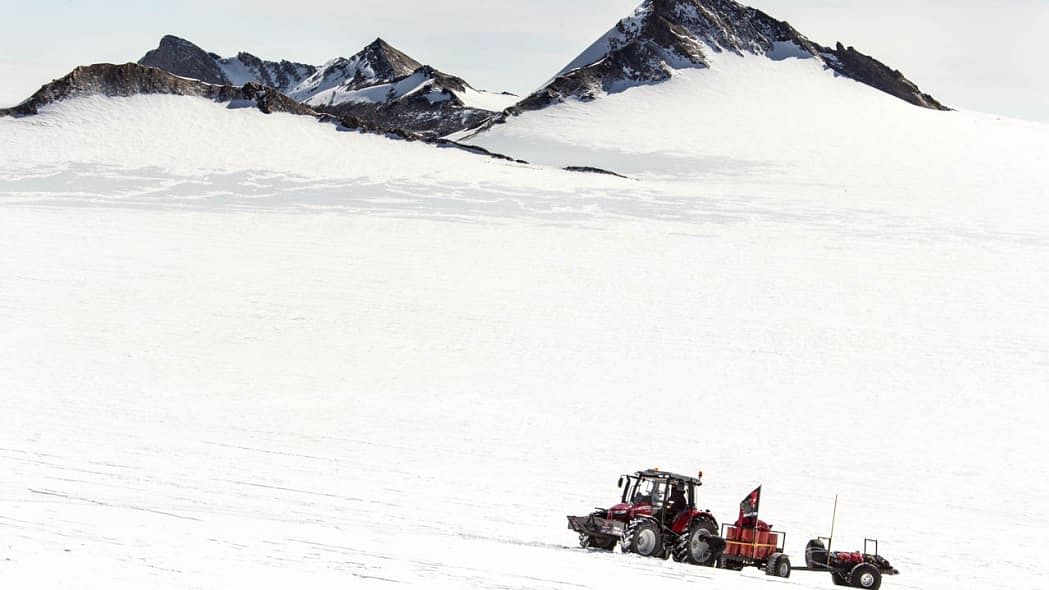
622;518;665;558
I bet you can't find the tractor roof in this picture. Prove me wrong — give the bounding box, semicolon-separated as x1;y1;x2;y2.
635;469;704;485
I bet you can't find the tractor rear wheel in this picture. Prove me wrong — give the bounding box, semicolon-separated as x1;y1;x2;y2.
622;518;665;558
674;516;719;566
849;563;882;589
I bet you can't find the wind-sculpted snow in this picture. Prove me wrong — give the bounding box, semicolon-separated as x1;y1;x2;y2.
2;94;1048;590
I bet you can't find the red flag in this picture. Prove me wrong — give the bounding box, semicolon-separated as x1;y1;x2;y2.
738;486;761;525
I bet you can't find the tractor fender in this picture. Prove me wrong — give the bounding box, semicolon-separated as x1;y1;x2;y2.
672;510;719;535
691;511;719;529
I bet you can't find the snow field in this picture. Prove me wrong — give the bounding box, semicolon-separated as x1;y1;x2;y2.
1;88;1048;589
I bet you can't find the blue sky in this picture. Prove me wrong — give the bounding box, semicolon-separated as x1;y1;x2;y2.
2;0;1047;121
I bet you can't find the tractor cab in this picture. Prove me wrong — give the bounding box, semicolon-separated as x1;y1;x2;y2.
616;469;702;528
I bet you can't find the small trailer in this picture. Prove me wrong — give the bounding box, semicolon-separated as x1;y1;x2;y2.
716;492;899;589
716;520;792;578
797;537;899;589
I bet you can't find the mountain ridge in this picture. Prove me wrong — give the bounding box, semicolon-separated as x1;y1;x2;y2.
136;35;516;137
0;63;315;118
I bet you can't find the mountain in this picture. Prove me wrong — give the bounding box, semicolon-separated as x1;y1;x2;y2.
516;0;947;112
138;35;517;137
0;61;529;167
0;63;315;118
139;35;316;93
287;38;422;101
293;38;518;138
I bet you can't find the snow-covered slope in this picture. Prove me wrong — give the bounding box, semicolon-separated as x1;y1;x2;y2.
466;51;1049;228
2;91;1048;590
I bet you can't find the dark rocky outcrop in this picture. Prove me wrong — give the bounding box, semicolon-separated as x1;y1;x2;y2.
518;0;948;112
138;35;316;93
564;166;629;178
139;35;231;85
823;43;946;110
311;64;495;138
230;51;317;93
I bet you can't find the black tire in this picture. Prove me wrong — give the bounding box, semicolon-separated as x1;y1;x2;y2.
774;555;791;578
806;539;828;568
674;516;720;566
831;572;849;586
765;553;781;576
717;556;745;571
849;563;882;589
622;518;665;558
671;536;686;562
765;553;791;578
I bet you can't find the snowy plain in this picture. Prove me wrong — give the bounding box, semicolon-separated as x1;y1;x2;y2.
2;49;1049;590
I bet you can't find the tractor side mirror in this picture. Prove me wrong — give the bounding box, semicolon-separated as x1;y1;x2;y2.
618;476;625;488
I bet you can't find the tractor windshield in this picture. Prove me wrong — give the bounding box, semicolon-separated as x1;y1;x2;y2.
630;478;664;506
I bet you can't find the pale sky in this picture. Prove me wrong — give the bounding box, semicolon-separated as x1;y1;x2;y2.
1;0;1047;121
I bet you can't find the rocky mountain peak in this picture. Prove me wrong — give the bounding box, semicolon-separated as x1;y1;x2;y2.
358;38;423;81
521;0;948;111
140;35;230;85
139;35;316;93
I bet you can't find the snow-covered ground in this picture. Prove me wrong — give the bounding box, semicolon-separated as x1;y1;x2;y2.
467;51;1049;231
2;80;1048;590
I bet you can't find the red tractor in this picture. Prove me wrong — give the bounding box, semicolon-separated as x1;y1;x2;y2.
567;469;725;565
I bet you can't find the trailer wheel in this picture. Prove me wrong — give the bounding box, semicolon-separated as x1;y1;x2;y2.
765;553;791;578
765;553;780;576
717;557;745;571
849;563;881;589
622;518;664;558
